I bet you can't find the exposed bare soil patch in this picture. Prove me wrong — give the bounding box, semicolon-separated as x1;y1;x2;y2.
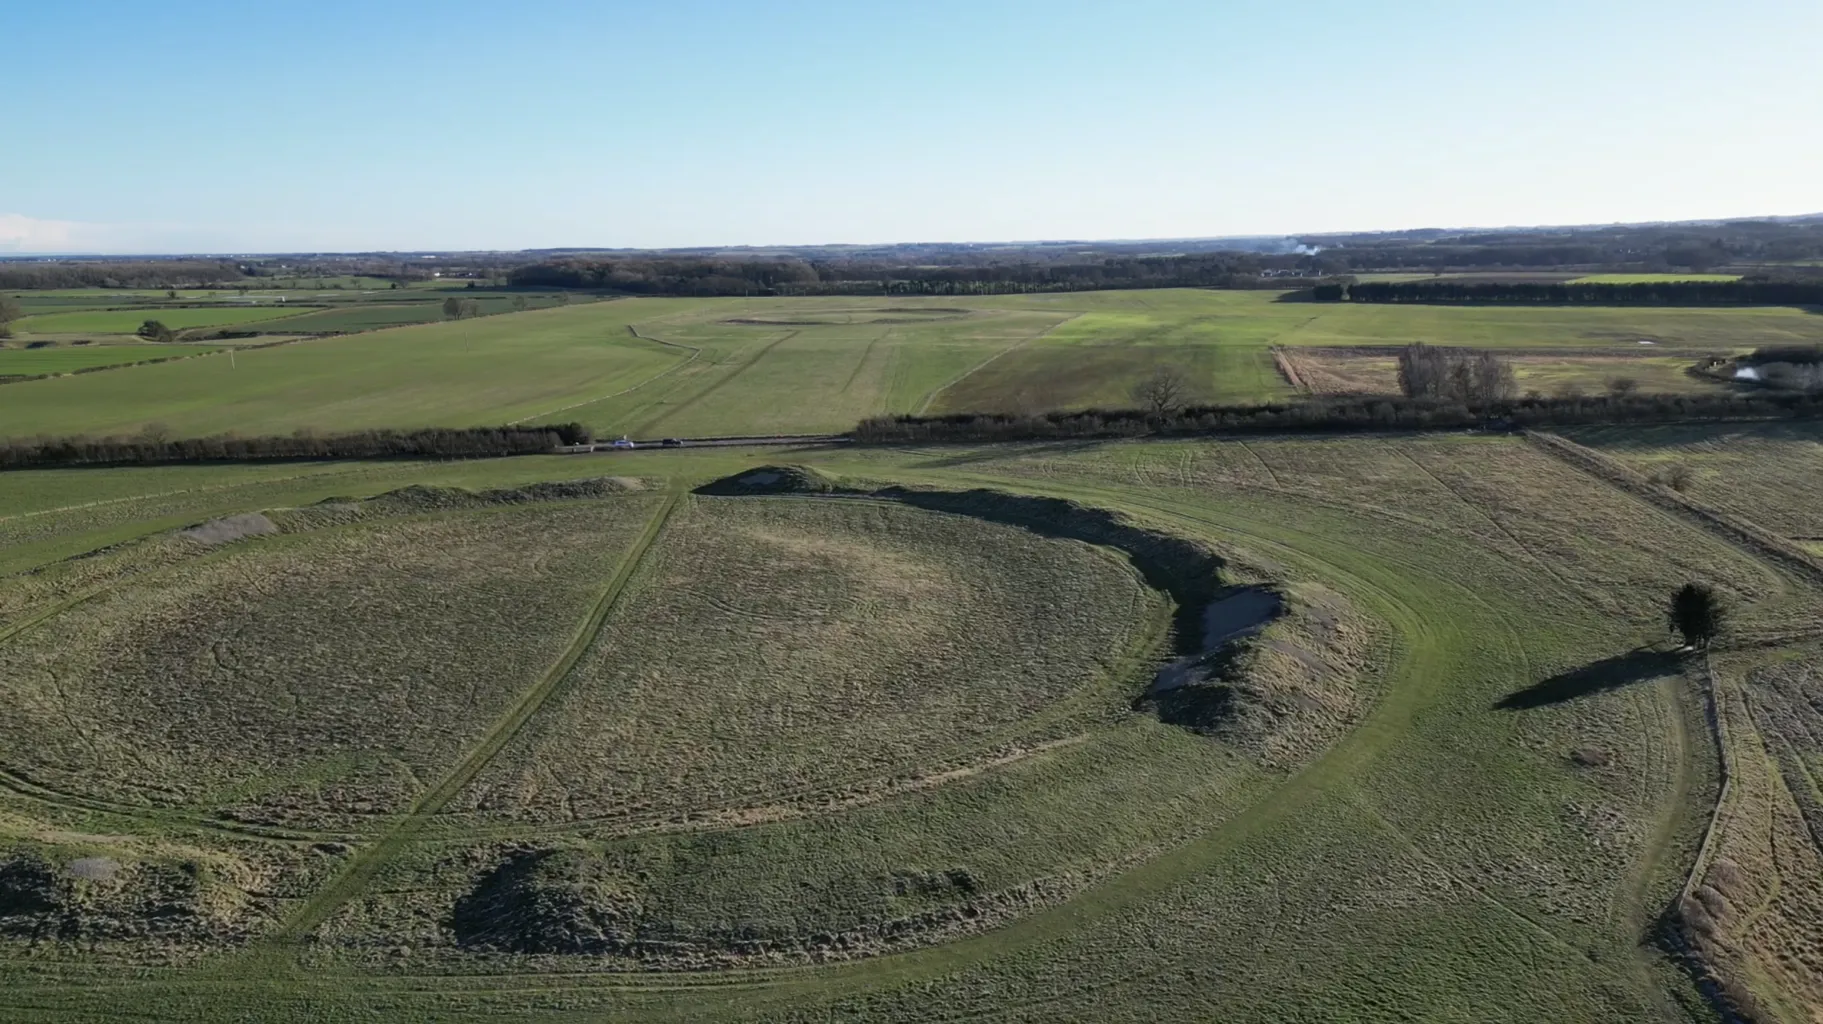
178;513;277;546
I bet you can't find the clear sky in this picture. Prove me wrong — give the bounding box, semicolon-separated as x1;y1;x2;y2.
4;0;1819;253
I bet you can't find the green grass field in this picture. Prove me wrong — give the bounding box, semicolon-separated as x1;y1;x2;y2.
241;301;451;332
1570;273;1744;284
253;294;578;333
6;288;583;339
0;303;681;439
1;288;1818;440
0;343;222;375
13;305;312;335
4;288;1823;1020
4;426;1821;1020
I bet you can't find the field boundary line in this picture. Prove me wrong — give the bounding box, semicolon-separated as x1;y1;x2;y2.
506;324;702;425
1680;654;1735;911
915;312;1081;415
256;490;684;949
1525;430;1823;587
1270;346;1309;393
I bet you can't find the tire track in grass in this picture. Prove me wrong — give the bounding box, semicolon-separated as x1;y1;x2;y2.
10;468;1678;1015
839;328;890;394
915;312;1082;414
53;478;1456;1011
298;475;1574;1008
249;489;684;955
505;325;701;426
633;330;800;436
1394;445;1603;613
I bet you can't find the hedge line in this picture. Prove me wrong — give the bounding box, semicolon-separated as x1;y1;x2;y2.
1321;280;1823;306
854;392;1823;444
0;424;591;470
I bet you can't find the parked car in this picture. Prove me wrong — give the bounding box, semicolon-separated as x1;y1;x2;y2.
662;438;684;448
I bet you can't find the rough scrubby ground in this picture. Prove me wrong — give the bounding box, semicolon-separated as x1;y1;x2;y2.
0;487;660;831
1;431;1813;1021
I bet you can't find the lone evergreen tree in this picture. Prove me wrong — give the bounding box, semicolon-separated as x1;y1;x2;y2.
1669;582;1724;650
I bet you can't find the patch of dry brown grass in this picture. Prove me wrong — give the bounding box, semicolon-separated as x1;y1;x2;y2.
1680;653;1823;1023
448;495;1162;830
0;497;660;831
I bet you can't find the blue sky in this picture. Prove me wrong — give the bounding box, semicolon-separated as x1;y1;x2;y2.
4;0;1819;253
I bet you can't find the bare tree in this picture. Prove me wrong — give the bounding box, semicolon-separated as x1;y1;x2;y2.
1607;376;1640;396
1398;343;1516;402
1131;366;1190;417
1472;351;1517;401
441;297;461;320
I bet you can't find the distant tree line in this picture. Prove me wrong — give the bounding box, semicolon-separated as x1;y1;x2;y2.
0;424;591;470
1299;218;1823;272
853;391;1823;445
1318;278;1823;306
0;260;246;290
507;253;1312;297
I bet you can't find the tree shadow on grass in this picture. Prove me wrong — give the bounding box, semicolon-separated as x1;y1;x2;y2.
1494;648;1688;710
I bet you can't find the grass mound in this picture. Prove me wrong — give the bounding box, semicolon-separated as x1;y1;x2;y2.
451;495;1159;828
693;465;838;495
872;486;1230;653
373;476;649;509
451;849;642;956
272;476;649;531
0;496;662;830
178;512;278;547
440;843;1019;966
1144;583;1374;767
0;847;247;948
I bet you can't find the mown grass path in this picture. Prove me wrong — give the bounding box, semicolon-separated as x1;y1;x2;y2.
242;489;684;961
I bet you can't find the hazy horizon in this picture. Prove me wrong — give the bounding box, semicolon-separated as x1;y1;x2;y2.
5;0;1819;255
3;207;1822;259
